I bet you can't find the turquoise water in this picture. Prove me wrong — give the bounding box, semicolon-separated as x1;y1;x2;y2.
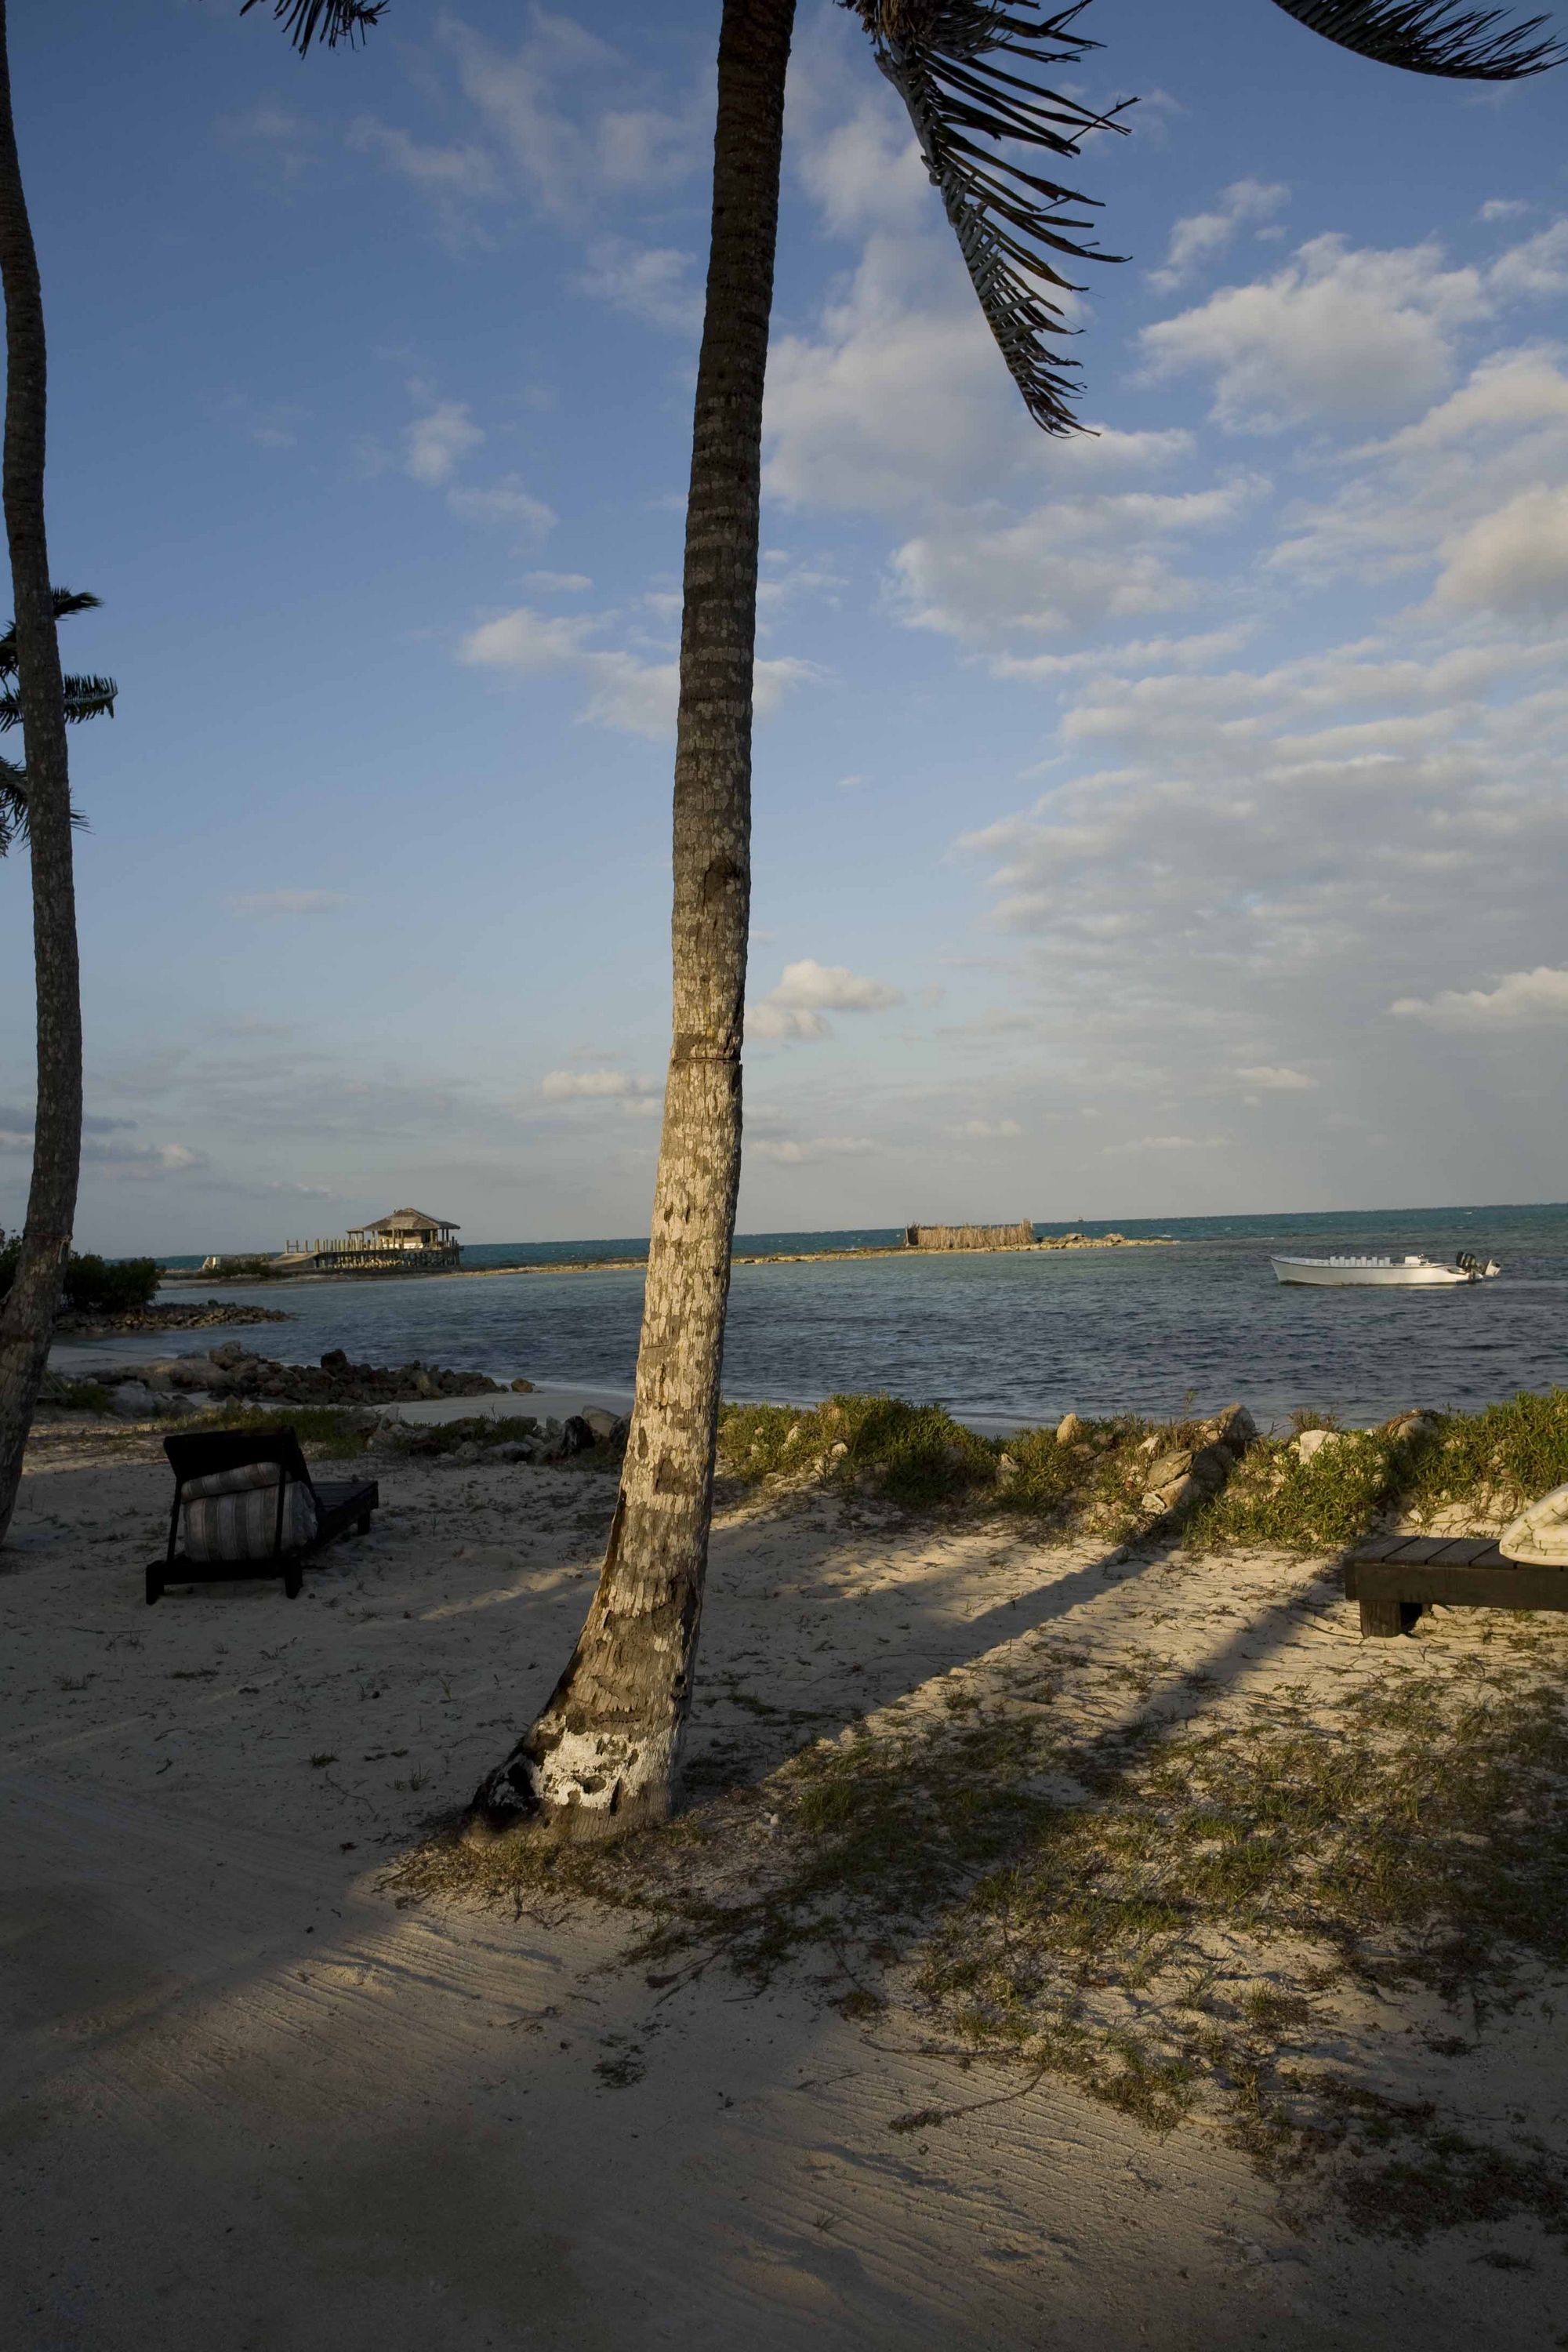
140;1203;1568;1428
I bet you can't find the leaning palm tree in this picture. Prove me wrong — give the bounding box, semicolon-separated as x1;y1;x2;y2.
0;8;373;1543
0;3;113;1546
461;0;1560;1848
245;0;1561;1837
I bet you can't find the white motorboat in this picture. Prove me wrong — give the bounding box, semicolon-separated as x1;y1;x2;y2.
1271;1251;1501;1289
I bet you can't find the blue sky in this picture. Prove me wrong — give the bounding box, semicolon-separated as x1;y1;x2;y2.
2;0;1566;1252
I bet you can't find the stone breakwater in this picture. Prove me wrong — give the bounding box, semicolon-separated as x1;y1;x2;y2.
50;1343;523;1418
57;1299;295;1338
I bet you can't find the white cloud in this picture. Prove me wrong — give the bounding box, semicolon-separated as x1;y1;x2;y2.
1269;347;1568;606
750;1134;877;1163
991;626;1257;684
748;958;903;1041
1390;967;1568;1030
227;890;349;916
1481;199;1531;224
949;1118;1022;1138
576;239;702;334
405;401;484;487
459;606;596;673
459;606;817;738
525;571;593;593
0;1119;208;1181
441;14;705;222
347;118;499;206
540;1069;659;1117
1432;484;1568;618
1489;220;1568;301
893;482;1261;646
445;477;557;546
1233;1065;1317;1091
1149;179;1289;293
1141;234;1490;434
1103;1135;1229;1154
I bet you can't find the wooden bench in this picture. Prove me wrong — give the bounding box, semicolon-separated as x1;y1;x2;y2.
1345;1534;1568;1637
147;1428;379;1605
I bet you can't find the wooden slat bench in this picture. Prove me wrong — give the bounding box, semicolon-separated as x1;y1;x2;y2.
1345;1534;1568;1637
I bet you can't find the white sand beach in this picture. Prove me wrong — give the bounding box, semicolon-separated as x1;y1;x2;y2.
3;1414;1566;2350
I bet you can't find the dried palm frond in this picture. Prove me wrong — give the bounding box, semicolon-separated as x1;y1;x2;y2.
844;3;1129;435
238;0;387;56
1268;1;1564;77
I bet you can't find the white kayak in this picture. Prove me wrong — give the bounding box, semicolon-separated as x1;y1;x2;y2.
1271;1252;1500;1289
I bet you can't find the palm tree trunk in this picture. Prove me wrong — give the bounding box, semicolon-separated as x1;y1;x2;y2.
0;0;81;1549
465;0;797;1844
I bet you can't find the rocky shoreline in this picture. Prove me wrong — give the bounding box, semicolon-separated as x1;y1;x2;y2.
58;1298;296;1340
44;1343;626;1465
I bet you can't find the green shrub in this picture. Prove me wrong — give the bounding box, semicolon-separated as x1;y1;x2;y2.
57;1379;114;1413
0;1229;159;1316
720;1393;1203;1526
1403;1389;1568;1525
720;1393;997;1507
61;1252;159;1313
1187;1389;1568;1555
1184;1425;1415;1554
179;1403;372;1461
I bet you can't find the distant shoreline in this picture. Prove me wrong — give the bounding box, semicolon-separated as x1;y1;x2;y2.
162;1234;1175;1289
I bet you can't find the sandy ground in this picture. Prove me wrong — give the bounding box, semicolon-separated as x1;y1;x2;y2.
3;1420;1566;2350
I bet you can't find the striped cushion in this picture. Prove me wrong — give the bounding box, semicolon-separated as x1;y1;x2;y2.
1501;1483;1568;1566
182;1462;318;1563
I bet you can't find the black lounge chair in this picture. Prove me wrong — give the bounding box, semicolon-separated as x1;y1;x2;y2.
1345;1534;1568;1637
147;1428;379;1605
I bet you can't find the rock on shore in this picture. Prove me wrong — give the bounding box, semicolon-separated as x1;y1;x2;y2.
70;1344;512;1412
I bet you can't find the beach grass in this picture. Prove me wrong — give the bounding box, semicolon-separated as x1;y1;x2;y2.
1188;1388;1568;1553
733;1383;1568;1553
178;1402;374;1460
405;1638;1568;2236
717;1393;1205;1529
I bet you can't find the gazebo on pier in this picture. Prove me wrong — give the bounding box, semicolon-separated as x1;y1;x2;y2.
348;1208;460;1258
278;1208;461;1274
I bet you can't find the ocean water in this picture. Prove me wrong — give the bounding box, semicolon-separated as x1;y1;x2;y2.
138;1203;1568;1428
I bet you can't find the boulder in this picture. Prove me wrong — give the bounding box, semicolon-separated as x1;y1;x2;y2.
486;1439;538;1464
320;1348;350;1374
561;1416;595;1456
1209;1403;1257;1458
580;1408;621;1442
108;1381;159;1418
510;1377;535;1394
1291;1428;1342;1461
1055;1411;1083;1445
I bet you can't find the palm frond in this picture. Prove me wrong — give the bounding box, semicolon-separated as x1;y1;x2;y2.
0;587;105;681
844;2;1129;435
1269;1;1564;76
0;677;117;731
238;0;387;55
63;675;118;724
0;757;87;855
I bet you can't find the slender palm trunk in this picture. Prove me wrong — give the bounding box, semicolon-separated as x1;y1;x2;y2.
0;0;80;1549
465;0;797;1844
